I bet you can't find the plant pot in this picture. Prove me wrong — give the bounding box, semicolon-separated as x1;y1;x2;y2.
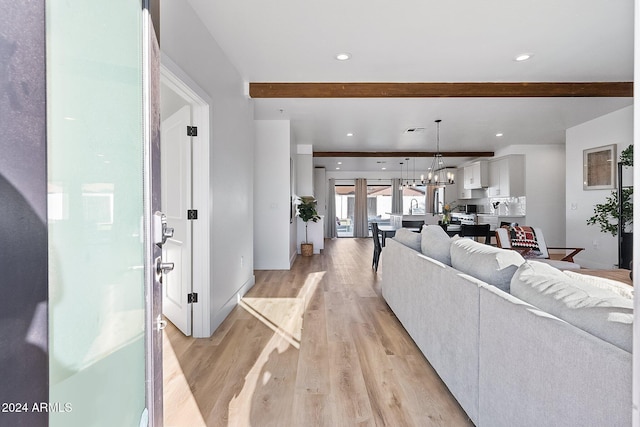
301;243;313;257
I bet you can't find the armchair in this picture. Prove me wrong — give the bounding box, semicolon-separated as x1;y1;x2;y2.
495;226;584;270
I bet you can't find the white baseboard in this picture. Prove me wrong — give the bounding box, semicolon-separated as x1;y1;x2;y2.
208;275;256;335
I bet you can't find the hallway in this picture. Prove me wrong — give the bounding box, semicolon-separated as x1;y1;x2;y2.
163;238;472;426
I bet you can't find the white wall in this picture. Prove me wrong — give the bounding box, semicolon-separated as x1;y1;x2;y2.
566;106;633;269
314;167;327;234
495;145;566;246
290;141;298;265
254;120;293;269
161;1;255;334
296;144;314;196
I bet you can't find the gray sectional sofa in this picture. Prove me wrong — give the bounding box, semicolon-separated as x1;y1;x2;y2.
382;226;633;427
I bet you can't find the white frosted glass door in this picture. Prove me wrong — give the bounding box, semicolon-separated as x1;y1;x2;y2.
47;0;147;425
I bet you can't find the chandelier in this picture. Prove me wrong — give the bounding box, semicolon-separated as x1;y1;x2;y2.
399;157;418;191
422;119;455;185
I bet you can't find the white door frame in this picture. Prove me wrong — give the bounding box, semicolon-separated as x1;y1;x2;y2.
160;53;212;338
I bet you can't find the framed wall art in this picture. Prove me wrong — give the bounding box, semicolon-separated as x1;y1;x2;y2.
583;144;616;190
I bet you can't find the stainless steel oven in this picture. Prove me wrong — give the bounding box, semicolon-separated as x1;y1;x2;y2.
451;212;477;225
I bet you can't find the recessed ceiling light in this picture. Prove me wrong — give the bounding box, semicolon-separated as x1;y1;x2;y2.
515;53;533;62
336;167;340;170
346;132;354;137
337;162;342;165
381;167;387;170
335;53;351;61
496;133;504;137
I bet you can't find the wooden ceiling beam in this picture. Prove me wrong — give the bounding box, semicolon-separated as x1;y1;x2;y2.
250;82;632;98
313;151;494;158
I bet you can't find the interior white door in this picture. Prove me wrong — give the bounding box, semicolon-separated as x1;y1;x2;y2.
161;105;192;335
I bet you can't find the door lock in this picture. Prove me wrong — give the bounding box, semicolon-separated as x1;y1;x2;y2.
163;224;174;242
157;317;168;331
153;211;174;246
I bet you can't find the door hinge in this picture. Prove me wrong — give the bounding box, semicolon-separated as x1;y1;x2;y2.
187;209;198;220
187;293;198;304
187;126;198;136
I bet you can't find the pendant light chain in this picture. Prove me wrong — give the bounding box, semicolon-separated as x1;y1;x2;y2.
423;119;455;185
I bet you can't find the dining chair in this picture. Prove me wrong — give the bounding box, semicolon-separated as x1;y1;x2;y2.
402;220;425;231
460;224;492;244
371;222;383;272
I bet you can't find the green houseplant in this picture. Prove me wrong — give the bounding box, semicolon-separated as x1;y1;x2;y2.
298;196;321;256
587;144;633;268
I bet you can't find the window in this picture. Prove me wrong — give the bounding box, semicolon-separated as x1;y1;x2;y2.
367;185;392;224
402;185;426;215
335;185;355;237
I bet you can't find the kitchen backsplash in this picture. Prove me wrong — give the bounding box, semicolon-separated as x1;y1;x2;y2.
486;196;526;216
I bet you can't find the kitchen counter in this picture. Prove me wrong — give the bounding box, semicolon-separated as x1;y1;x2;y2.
477;214;526;230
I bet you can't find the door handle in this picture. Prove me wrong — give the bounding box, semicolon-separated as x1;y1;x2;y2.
157;260;175;275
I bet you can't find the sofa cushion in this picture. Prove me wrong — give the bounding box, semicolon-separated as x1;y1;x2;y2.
450;239;525;293
393;228;421;252
421;225;453;265
511;261;633;353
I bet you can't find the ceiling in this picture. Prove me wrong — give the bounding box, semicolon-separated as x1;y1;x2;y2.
186;0;634;172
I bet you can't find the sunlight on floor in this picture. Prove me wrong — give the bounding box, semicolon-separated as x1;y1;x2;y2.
163;270;327;426
298;271;326;311
163;329;207;427
239;298;303;350
228;270;325;425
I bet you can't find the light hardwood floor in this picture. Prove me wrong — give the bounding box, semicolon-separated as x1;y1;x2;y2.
163;238;473;427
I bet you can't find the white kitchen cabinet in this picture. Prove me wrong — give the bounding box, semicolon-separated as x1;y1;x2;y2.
487;155;525;197
463;161;488;189
457;168;485;199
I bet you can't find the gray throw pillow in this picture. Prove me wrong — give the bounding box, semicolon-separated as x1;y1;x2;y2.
393;228;421;252
421;225;453;265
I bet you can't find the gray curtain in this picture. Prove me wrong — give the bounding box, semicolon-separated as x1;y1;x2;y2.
354;178;369;237
391;178;403;214
327;178;337;238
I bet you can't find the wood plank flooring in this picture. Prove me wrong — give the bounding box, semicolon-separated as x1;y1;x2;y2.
163;238;474;427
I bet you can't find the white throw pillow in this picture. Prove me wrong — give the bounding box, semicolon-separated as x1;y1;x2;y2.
393;228;421;252
421;225;453;265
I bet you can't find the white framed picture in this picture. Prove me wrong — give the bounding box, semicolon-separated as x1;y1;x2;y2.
583;144;616;190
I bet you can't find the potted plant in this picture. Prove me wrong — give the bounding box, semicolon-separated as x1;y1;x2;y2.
587;145;633;269
298;196;321;256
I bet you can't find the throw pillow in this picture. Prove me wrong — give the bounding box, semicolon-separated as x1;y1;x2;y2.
450;238;525;293
421;225;453;265
510;226;543;257
393;228;421;252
